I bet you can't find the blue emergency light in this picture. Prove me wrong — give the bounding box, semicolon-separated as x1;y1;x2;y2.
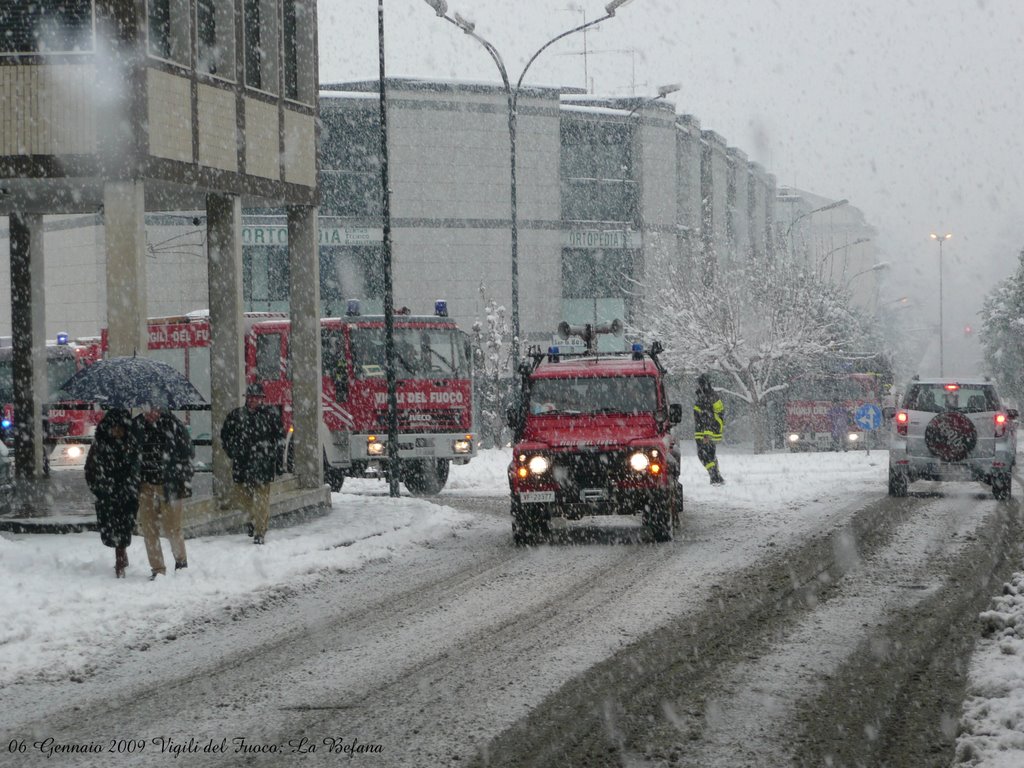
547;345;560;363
434;300;448;317
56;332;69;345
346;299;360;317
632;342;644;360
1;418;10;430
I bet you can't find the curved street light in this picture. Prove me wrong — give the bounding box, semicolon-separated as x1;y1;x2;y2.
817;236;871;279
625;82;681;119
845;260;890;287
778;197;849;265
930;231;952;376
424;0;634;363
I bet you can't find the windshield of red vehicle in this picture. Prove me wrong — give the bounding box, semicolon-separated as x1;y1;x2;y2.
332;327;470;381
528;375;657;416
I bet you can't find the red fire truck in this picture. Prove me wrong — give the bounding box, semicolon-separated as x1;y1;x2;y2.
784;372;884;451
128;302;475;495
0;334;103;470
253;300;476;494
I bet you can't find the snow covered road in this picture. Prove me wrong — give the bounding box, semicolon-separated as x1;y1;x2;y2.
1;449;1022;767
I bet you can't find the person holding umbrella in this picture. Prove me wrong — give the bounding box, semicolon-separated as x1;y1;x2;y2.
84;408;141;578
135;403;194;579
220;383;284;545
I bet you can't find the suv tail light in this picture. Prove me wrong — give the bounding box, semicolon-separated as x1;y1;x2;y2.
995;412;1008;438
896;410;909;436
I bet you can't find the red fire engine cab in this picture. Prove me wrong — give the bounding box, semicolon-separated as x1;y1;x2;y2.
0;334;102;470
254;300;476;494
505;324;683;545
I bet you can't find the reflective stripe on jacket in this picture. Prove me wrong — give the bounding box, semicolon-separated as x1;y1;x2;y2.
694;396;725;441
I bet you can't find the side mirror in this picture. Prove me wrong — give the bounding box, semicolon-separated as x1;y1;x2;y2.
669;403;683;425
1008;408;1019;420
882;406;895;420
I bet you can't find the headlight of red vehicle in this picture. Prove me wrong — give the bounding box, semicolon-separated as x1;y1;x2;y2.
628;449;662;475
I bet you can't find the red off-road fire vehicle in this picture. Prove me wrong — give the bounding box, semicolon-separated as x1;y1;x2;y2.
505;329;683;545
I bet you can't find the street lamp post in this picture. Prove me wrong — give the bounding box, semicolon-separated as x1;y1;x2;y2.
378;0;400;497
930;232;952;377
424;0;634;363
817;236;871;279
781;197;849;264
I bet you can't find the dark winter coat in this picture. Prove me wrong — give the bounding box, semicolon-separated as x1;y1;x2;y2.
134;411;194;500
85;408;141;548
220;404;284;487
694;377;725;441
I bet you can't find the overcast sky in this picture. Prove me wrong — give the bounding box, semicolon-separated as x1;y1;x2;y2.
319;0;1024;369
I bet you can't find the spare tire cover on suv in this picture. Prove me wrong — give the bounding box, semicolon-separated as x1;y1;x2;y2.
924;412;978;462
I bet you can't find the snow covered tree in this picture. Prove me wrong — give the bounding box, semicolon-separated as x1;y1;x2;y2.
639;253;868;452
471;284;514;448
979;248;1024;403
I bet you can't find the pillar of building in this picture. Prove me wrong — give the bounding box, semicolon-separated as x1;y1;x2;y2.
8;213;48;480
287;205;324;490
103;182;148;356
206;193;245;503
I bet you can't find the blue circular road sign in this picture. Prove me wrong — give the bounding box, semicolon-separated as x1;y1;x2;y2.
855;403;884;431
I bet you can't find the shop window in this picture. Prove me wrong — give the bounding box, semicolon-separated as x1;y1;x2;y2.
197;0;235;78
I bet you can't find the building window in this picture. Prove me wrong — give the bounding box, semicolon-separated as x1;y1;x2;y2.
561;248;634;299
319;107;382;217
561;120;636;224
197;0;235;79
283;0;314;103
0;1;95;54
244;0;279;93
147;0;189;64
244;245;290;309
320;247;385;316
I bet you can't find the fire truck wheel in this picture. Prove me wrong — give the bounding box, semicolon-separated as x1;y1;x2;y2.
511;499;549;546
992;471;1012;501
888;468;908;497
323;452;345;492
642;492;674;543
403;459;448;496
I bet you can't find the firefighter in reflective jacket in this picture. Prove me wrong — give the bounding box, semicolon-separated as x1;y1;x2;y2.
694;373;725;485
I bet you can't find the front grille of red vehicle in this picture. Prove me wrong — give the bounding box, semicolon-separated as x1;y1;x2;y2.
551;450;632;490
374;408;468;432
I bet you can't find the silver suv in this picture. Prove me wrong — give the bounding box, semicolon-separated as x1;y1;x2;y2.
888;377;1018;499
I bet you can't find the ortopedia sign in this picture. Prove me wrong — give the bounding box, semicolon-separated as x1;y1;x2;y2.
242;226;383;247
564;229;640;250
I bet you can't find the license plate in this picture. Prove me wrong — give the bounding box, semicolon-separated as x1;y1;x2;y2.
520;491;555;503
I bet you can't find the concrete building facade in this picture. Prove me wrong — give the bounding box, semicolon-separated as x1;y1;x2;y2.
0;0;326;515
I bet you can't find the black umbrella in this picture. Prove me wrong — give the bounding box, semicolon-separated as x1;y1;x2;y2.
59;356;207;409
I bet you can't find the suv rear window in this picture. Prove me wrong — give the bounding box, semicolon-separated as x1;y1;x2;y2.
902;384;999;414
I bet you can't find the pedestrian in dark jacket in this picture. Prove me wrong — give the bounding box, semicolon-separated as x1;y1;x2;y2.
694;373;725;485
85;407;140;578
220;383;284;545
134;406;194;579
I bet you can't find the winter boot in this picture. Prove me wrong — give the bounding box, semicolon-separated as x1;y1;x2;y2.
114;546;128;578
174;559;188;570
710;469;725;485
245;522;254;537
